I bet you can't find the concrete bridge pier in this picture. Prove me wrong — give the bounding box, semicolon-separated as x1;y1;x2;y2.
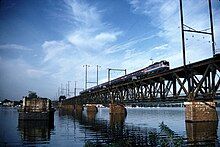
109;104;127;115
184;101;218;122
74;104;84;112
86;104;98;121
61;104;84;112
86;104;98;113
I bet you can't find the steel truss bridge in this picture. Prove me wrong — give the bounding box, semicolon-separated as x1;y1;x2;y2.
63;55;220;105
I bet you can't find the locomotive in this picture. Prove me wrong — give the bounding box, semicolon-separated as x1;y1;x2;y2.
81;60;170;94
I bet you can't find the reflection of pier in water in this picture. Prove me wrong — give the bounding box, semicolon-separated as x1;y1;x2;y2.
186;121;219;146
59;110;184;146
18;120;54;144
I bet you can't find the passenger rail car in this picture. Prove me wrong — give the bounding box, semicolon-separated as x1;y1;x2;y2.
81;60;170;94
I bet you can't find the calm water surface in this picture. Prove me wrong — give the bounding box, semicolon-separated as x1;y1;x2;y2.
0;107;219;146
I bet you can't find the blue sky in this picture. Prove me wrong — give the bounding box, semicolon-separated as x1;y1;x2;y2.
0;0;219;100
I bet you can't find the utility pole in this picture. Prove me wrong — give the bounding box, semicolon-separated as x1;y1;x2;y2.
61;83;63;95
208;0;215;56
83;65;90;90
97;65;101;85
74;81;77;97
108;68;127;82
61;83;67;96
179;0;186;66
65;83;68;97
67;81;71;96
179;0;216;65
58;87;60;97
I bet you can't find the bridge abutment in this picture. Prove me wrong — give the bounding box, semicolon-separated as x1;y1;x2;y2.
109;104;127;115
184;101;218;122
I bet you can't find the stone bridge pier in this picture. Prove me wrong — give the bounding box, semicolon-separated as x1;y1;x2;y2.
60;103;84;112
109;103;127;115
184;101;218;122
86;104;98;113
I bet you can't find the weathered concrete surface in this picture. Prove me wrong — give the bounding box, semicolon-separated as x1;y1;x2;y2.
109;104;127;115
60;104;75;110
19;97;54;120
87;104;98;113
110;113;126;127
184;101;218;122
61;104;83;112
186;121;218;145
87;111;97;121
22;98;51;112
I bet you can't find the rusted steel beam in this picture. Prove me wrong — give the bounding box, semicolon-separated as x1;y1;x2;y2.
165;81;172;98
193;76;205;94
175;73;188;96
194;65;211;97
64;56;220;104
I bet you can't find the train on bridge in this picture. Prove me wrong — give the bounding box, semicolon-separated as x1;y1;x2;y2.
81;60;170;94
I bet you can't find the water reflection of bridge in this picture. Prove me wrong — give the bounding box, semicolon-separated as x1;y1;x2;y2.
58;109;219;146
59;110;154;146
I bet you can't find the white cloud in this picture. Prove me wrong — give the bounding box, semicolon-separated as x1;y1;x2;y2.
64;0;102;28
129;0;164;16
42;40;72;62
26;69;49;78
2;0;219;99
105;35;155;54
95;32;119;42
0;58;55;99
151;44;168;51
68;30;121;52
127;0;219;67
0;44;32;51
40;0;124;89
33;0;115;93
65;0;123;52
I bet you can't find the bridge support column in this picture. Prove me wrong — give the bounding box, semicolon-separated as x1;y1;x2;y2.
60;104;83;112
61;104;75;110
110;113;126;126
74;104;84;112
184;101;218;122
109;104;127;115
86;104;98;113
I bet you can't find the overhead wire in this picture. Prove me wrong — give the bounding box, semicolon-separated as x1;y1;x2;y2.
104;0;217;69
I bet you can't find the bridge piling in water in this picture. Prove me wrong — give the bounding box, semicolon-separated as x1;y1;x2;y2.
62;56;220;122
86;104;98;113
109;104;127;115
184;101;218;122
60;104;84;112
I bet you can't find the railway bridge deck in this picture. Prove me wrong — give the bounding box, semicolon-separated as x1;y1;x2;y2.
62;55;220;122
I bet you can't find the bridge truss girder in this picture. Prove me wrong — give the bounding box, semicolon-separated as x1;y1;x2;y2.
65;57;220;105
80;63;219;104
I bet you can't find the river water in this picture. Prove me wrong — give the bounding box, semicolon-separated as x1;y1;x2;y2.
0;107;219;146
